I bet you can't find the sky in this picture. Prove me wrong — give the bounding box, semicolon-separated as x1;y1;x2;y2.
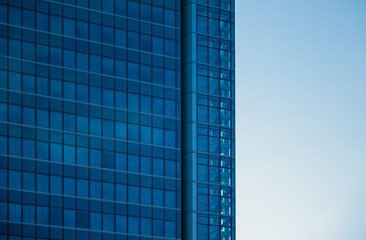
235;1;366;239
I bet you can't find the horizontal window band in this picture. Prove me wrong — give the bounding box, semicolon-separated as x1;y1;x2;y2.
43;0;181;30
181;90;235;101
0;220;181;240
0;154;181;181
182;2;235;13
0;154;181;182
0;187;181;211
181;60;235;71
181;121;235;131
0;88;181;121
0;121;181;151
181;181;235;189
1;23;181;61
0;55;181;91
181;210;235;218
181;31;235;43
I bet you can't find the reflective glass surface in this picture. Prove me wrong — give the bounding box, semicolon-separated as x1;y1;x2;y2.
182;0;235;239
0;0;181;239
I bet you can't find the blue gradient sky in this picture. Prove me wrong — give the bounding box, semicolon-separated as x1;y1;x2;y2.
235;1;366;239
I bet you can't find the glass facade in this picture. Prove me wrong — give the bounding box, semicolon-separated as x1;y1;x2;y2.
0;0;181;239
0;0;234;239
182;0;235;239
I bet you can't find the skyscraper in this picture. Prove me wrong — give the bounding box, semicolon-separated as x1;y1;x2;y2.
0;0;234;239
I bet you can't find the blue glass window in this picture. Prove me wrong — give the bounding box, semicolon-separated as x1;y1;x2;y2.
141;157;151;174
90;24;101;42
128;123;139;141
23;42;35;61
141;126;151;143
9;170;21;189
103;26;114;44
116;184;127;202
103;119;114;138
9;138;21;156
165;130;176;147
64;145;76;164
165;100;176;117
153;189;163;206
77;147;88;166
90;86;101;104
141;218;152;235
0;5;6;24
128;31;139;49
90;0;101;10
128;155;139;173
103;182;114;200
90;149;101;167
153;98;163;115
37;174;49;192
64;209;75;227
128;216;139;234
9;105;21;124
23;172;35;191
152;36;163;54
165;221;176;238
116;91;127;109
140;34;152;52
128;1;139;18
37;206;49;224
22;107;35;125
50;47;62;66
116;215;127;233
153;219;164;237
153;128;163;146
64;50;76;68
128;186;139;203
90;181;101;199
50;176;62;194
103;88;114;106
152;6;163;24
116;153;127;171
116;122;127;140
102;0;114;13
128;62;139;80
23;9;35;28
50;15;62;33
165;9;175;27
128;93;139;111
36;13;49;31
90;212;102;230
140;95;151;113
77;211;89;229
102;214;114;232
23;205;35;223
165;191;176;208
115;29;127;47
64;18;75;36
103;151;114;169
141;187;152;205
77;53;88;71
37;77;49;95
9;203;21;221
9;72;20;90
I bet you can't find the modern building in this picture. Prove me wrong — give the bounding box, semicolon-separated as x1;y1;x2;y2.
0;0;234;239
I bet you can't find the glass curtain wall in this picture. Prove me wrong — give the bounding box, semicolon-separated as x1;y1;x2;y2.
0;0;181;239
182;0;235;239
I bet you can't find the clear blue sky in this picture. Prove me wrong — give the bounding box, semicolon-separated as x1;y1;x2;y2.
235;1;366;239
